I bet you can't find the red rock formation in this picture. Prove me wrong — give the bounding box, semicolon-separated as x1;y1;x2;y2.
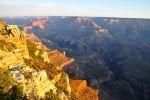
31;16;48;29
32;20;46;29
71;80;99;100
23;26;32;33
75;17;109;33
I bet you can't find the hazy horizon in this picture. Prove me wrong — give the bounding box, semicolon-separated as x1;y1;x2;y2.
0;0;150;19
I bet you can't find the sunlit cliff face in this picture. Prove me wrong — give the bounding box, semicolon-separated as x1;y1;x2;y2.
0;19;99;100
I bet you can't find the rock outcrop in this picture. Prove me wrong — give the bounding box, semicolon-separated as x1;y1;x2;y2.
0;19;99;100
71;80;99;100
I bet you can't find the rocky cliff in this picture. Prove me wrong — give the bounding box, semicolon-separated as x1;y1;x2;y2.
0;19;99;100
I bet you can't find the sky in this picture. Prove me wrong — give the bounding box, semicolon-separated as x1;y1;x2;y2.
0;0;150;18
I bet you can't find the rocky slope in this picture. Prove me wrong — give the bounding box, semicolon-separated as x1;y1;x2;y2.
0;19;99;100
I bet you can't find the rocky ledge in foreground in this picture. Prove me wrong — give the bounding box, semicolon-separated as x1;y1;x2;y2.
0;19;99;100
